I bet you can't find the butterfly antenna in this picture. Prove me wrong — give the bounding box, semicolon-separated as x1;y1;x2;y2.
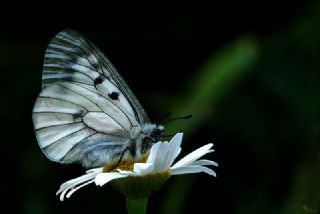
162;114;192;124
159;112;172;124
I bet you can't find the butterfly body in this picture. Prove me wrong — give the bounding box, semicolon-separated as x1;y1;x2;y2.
33;30;164;168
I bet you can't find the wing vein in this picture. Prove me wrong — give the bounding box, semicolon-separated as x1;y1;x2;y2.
57;83;129;132
73;82;134;127
42;127;87;149
35;121;83;131
38;96;90;112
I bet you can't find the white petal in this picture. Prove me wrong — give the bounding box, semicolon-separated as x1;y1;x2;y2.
152;142;172;172
86;167;103;174
58;168;102;191
146;141;163;163
171;143;214;169
192;159;218;167
171;165;216;176
56;169;101;201
117;170;137;176
145;134;183;173
60;190;68;202
66;180;94;199
163;133;183;168
145;141;170;172
117;169;138;176
57;172;98;192
95;172;128;186
133;163;154;175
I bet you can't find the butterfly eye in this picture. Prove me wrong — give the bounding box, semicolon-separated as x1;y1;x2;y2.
108;92;120;100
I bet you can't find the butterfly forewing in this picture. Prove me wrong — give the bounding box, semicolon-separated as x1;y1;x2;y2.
33;30;149;167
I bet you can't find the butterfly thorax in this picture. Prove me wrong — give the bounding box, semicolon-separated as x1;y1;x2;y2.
126;123;164;161
98;123;164;170
139;123;165;153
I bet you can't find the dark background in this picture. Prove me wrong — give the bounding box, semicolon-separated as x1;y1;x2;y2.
1;1;320;213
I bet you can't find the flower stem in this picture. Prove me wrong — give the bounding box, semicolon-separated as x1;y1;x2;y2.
126;197;148;214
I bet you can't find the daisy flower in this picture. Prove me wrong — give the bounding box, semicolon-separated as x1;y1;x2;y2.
57;133;218;201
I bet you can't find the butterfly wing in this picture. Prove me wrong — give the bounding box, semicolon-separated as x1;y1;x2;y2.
32;30;149;168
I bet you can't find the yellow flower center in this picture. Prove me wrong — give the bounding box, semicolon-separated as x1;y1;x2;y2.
101;155;171;197
102;155;149;173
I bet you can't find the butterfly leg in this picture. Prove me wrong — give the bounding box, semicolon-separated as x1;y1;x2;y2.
103;146;133;172
114;139;136;165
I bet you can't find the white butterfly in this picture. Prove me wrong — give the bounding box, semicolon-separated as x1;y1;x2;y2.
32;30;164;168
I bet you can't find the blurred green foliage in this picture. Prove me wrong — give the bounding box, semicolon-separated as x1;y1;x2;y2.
161;37;259;214
160;1;320;213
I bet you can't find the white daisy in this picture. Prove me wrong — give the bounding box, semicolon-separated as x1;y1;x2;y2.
57;133;218;201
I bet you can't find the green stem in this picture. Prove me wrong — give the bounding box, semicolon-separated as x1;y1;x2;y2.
126;197;148;214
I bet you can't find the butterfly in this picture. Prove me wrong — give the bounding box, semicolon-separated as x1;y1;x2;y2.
32;30;164;168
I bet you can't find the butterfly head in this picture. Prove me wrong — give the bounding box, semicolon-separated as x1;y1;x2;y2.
150;125;165;142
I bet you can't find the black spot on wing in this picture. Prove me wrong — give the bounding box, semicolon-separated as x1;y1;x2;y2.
108;92;119;100
94;75;105;85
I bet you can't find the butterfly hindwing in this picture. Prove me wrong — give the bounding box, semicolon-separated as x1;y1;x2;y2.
33;30;149;167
